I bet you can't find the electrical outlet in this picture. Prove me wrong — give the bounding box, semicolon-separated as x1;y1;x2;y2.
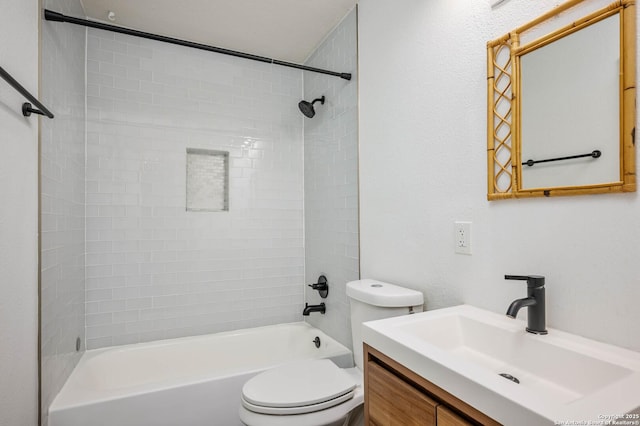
454;221;472;255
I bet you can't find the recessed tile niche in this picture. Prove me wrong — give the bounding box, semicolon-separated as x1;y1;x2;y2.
186;148;229;212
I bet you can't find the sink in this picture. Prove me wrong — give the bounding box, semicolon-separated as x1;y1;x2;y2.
362;305;640;425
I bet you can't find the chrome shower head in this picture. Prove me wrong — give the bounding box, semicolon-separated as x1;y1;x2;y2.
298;96;325;118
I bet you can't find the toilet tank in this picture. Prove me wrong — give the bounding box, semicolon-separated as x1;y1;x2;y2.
346;279;424;370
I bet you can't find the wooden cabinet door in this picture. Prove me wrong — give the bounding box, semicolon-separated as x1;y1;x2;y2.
367;360;437;426
437;405;473;426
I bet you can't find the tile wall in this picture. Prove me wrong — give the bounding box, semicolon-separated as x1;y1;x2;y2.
40;0;87;422
84;29;305;349
303;8;360;349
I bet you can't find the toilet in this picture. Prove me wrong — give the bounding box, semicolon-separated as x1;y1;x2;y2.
239;279;424;426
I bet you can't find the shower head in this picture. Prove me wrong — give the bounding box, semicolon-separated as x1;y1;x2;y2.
298;96;325;118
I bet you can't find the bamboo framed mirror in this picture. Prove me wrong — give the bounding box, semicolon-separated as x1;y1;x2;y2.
487;0;636;200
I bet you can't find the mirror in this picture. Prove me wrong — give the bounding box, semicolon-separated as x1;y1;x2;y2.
487;0;636;200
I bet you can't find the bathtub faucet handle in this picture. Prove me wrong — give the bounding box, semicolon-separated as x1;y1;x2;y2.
307;275;328;298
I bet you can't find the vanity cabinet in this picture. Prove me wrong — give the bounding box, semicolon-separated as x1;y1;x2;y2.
436;406;474;426
367;360;437;425
364;344;500;426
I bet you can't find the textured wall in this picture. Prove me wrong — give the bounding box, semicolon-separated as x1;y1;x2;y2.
40;0;87;423
0;1;39;425
85;28;305;349
303;8;360;349
358;0;640;351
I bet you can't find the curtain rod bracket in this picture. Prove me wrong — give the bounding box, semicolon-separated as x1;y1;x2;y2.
22;102;47;117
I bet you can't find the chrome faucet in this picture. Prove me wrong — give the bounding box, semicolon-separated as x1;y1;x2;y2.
505;275;547;335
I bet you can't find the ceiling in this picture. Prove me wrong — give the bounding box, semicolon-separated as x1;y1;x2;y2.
79;0;357;63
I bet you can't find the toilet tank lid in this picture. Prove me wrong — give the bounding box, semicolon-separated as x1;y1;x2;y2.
346;279;424;307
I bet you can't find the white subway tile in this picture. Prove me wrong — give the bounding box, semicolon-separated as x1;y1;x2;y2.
112;263;140;276
126;298;152;310
99;299;127;313
112;287;140;299
87;47;114;64
86;288;113;302
114;54;141;69
86;337;113;349
100;38;127;54
86;313;113;327
113;310;139;324
85;26;306;347
99;62;127;78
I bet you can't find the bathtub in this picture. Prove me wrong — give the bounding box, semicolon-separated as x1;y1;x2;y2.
49;322;353;426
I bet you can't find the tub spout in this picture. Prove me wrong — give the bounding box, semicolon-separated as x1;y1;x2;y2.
302;303;325;316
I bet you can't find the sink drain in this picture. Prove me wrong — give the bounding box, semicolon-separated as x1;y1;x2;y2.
499;373;520;384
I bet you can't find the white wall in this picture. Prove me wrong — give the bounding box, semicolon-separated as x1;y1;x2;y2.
358;0;640;352
40;0;86;423
84;29;305;349
0;1;39;425
303;8;359;349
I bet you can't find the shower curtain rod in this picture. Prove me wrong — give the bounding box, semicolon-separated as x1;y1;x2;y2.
44;10;352;81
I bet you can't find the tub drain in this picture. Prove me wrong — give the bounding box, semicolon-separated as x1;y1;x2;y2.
499;373;520;384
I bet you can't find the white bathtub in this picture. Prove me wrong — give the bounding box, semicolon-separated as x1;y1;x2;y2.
49;322;353;426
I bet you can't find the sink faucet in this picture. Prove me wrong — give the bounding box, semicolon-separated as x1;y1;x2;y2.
505;275;547;335
302;303;326;316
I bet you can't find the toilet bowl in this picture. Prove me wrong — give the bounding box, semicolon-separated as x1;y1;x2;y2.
238;279;424;426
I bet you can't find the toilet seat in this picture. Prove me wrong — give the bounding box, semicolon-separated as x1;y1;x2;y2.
241;359;357;415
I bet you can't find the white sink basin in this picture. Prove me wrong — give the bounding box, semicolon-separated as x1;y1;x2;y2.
362;305;640;425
